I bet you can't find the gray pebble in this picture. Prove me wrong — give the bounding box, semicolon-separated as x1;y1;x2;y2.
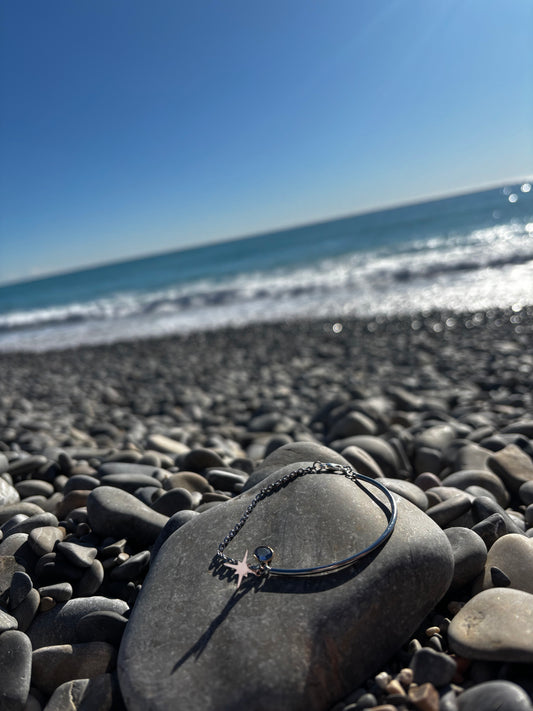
75;610;128;646
9;570;33;609
31;641;117;696
151;487;194;516
457;680;533;710
411;647;457;687
0;630;32;710
444;527;487;590
27;596;129;649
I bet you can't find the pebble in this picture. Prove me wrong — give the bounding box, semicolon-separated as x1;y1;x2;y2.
75;610;128;645
0;478;20;506
480;534;533;594
408;682;440;711
42;673;120;711
15;480;55;499
444;527;487;590
471;497;524;536
11;587;40;631
100;472;163;493
457;680;533;710
55;540;98;568
471;513;508;549
28;526;66;556
0;502;45;525
426;493;472;528
151;487;194;515
519;480;533;506
86;486;169;546
410;647;457;687
118;461;454;710
487;444;533;494
162;471;214;494
31;641;117;696
380;478;428;510
109;550;150;581
182;448;225;472
0;630;32;710
0;555;25;595
448;588;533;662
151;509;199;560
27;596;129;649
441;469;509;507
0;607;19;632
9;570;33;609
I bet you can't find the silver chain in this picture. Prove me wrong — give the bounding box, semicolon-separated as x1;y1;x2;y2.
216;461;358;570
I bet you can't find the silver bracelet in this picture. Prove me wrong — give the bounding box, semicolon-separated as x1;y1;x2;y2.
215;461;398;588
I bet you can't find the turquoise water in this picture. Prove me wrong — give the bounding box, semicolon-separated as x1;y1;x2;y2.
1;183;532;351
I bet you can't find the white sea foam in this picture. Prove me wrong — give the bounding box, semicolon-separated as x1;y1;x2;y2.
0;220;532;352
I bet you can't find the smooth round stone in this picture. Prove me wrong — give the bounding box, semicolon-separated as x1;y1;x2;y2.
9;571;33;609
119;462;454;710
151;488;194;516
86;486;169;546
28;526;66;556
182;448;225;472
415;424;457;452
457;681;533;711
519;480;533;506
441;470;509;507
75;559;105;597
471;513;508;549
56;541;98;568
99;473;163;494
480;534;533;594
413;445;441;476
110;550;150;581
27;596;129;649
447;443;491;474
147;433;189;455
1;514;29;536
163;471;213;494
426;494;472;528
444;527;487;590
448;588;533;662
0;556;25;596
330;436;400;478
487;444;533;494
0;630;32;710
0;533;32;560
327;411;378;441
414;472;442;491
380;479;428;511
341;445;385;480
62;474;101;494
471;497;524;536
7;455;48;480
243;441;351;491
206;469;248;492
31;641;117;696
0;608;18;633
11;587;40;632
38;582;73;602
151;510;200;561
56;491;92;520
0;503;44;525
97;462;163;478
410;647;457;687
15;480;54;499
0;478;20;506
4;511;59;535
42;673;119;711
76;610;128;646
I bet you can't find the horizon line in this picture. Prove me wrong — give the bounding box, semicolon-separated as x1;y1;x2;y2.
1;176;530;290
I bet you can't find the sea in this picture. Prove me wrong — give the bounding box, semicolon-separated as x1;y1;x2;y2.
1;183;532;353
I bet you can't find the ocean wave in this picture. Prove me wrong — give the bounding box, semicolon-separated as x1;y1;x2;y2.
0;220;532;351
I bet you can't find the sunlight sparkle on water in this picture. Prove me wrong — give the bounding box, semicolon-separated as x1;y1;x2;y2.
508;194;518;203
521;183;531;193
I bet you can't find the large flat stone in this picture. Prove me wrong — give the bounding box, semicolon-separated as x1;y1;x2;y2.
119;462;453;711
448;588;533;662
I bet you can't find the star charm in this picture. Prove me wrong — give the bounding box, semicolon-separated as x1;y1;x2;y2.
224;550;257;588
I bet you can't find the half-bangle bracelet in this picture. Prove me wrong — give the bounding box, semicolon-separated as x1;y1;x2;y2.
215;461;398;587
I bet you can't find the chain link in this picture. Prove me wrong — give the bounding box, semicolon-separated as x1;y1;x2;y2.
216;461;355;568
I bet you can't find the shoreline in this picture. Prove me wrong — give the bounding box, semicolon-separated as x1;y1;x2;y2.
1;305;533;709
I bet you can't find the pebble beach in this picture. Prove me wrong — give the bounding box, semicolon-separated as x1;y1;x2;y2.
1;306;533;711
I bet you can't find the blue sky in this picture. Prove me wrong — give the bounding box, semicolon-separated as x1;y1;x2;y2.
1;0;531;285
